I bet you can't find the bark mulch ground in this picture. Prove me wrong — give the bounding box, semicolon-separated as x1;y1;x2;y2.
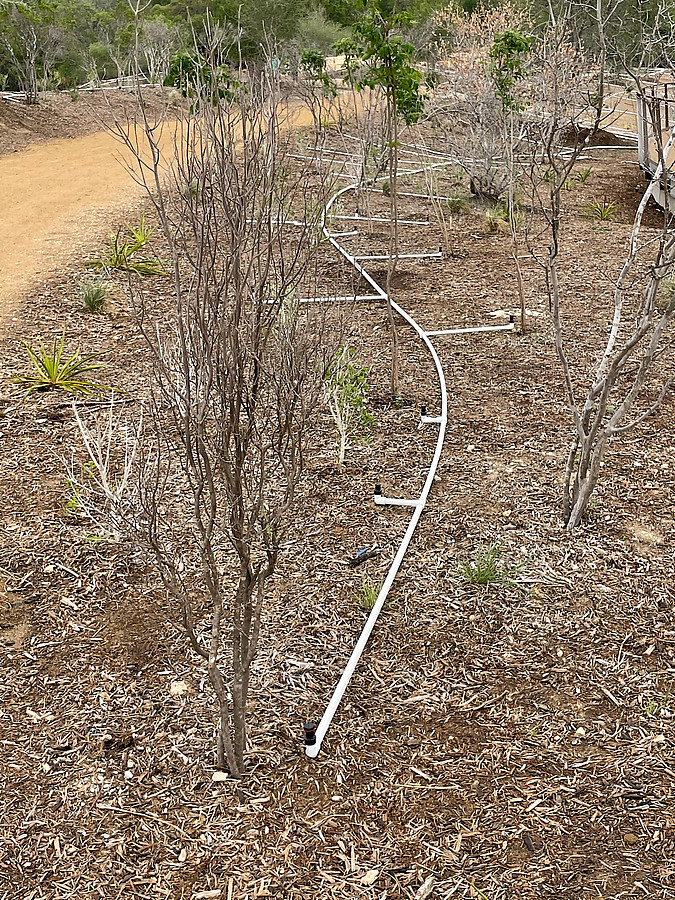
1;124;674;900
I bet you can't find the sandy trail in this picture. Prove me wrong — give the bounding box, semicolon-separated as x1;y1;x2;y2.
0;103;317;330
0;126;171;328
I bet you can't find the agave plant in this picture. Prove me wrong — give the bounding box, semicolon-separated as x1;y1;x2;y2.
87;215;167;277
13;331;109;396
585;199;617;221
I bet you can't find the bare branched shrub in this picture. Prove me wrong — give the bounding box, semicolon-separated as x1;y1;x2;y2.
431;3;529;201
76;60;332;776
526;23;675;528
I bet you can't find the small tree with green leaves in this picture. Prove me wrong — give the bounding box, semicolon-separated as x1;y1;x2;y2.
323;347;375;465
298;48;337;152
336;5;424;398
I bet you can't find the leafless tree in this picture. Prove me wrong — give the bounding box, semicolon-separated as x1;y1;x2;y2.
74;60;332;776
139;17;183;84
430;4;527;202
526;23;675;528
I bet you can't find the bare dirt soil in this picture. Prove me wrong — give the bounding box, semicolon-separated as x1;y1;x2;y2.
1;106;674;900
0;92;318;328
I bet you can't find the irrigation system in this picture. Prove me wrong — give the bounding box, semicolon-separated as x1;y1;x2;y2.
302;145;515;760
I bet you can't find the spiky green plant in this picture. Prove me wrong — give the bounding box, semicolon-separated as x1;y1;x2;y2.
586;199;617;221
574;166;593;184
87;215;167;276
14;332;108;396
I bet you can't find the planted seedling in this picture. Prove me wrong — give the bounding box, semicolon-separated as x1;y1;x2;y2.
354;576;385;611
87;215;167;276
458;542;524;588
323;347;375;465
585;199;617;221
14;331;109;396
79;276;109;313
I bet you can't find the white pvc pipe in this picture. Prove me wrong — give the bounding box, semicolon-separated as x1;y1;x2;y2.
363;189;459;202
333;214;430;226
305;180;449;760
298;294;382;304
354;250;442;261
373;496;422;508
426;322;515;337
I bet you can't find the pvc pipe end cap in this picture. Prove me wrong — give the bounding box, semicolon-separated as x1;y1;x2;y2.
303;721;317;746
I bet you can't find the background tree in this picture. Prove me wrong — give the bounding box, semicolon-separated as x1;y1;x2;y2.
0;0;60;100
337;4;424;398
297;47;337;157
430;3;528;201
489;28;531;332
526;21;675;528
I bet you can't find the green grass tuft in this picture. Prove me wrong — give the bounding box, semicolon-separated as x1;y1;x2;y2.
458;542;524;587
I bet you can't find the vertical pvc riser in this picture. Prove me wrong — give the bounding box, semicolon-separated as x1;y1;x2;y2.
305;182;448;760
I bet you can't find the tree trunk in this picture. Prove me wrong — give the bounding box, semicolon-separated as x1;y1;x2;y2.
386;88;400;399
208;665;239;777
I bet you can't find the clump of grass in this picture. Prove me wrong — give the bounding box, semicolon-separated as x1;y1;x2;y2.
585;199;617;221
573;166;592;184
354;576;384;611
458;542;523;587
445;196;468;214
79;276;108;313
13;331;108;396
485;201;521;233
485;205;509;233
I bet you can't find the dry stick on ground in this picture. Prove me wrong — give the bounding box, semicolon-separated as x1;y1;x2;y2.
528;25;675;528
82;57;331;776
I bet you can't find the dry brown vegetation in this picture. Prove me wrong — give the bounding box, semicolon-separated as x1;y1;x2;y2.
0;99;674;900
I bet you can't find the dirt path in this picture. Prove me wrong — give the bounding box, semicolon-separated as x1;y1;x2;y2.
0;103;317;331
0;125;175;329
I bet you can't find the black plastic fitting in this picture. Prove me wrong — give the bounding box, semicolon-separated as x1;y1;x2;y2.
421;405;427;417
304;721;317;746
374;483;382;496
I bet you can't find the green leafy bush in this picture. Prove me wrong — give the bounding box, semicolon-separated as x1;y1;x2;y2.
323;347;375;465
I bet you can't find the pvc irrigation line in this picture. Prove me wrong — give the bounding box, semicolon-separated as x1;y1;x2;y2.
426;322;515;337
305;177;448;760
305;154;516;758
